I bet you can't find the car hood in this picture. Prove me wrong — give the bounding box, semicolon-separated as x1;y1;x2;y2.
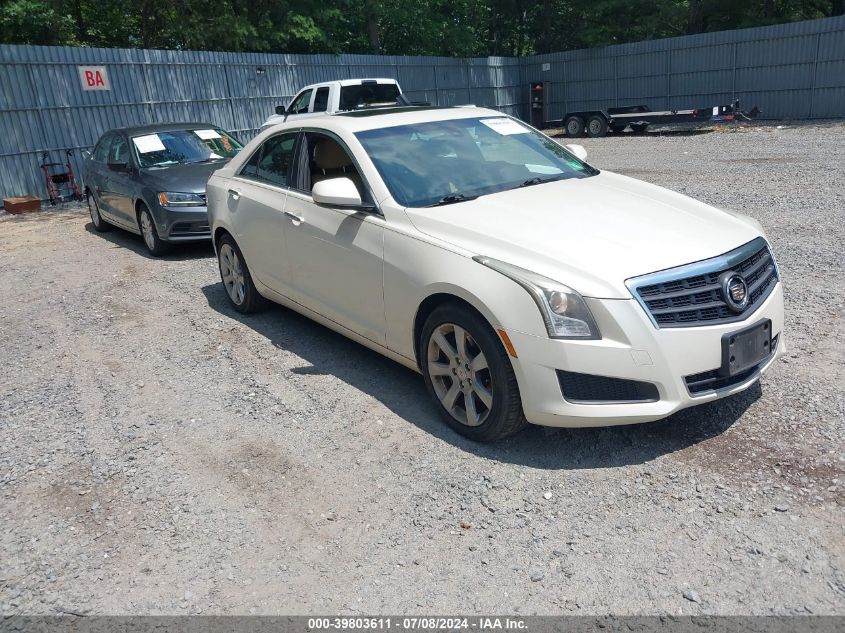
141;161;229;194
405;170;762;299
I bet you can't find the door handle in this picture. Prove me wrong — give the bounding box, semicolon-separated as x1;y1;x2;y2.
227;189;240;200
285;211;304;224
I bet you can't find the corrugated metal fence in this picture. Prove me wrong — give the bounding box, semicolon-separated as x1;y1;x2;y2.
522;14;845;123
1;15;843;203
0;47;521;202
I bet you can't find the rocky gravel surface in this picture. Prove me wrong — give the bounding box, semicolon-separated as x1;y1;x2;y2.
1;120;843;616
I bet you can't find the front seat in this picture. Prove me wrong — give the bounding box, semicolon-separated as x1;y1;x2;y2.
312;138;363;195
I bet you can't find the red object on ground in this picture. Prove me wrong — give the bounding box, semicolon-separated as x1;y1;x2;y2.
3;196;42;215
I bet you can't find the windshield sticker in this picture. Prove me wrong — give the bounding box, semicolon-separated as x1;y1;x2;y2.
194;129;222;140
525;164;563;175
133;134;166;153
209;152;223;159
480;117;529;135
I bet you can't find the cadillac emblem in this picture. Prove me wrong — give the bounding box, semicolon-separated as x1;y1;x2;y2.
720;271;749;312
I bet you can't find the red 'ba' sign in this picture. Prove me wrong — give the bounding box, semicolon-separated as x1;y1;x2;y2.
77;66;111;91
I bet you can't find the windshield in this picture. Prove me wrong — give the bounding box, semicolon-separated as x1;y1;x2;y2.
132;128;242;168
355;116;596;207
340;84;401;111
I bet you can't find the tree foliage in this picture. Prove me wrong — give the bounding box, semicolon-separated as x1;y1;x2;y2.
1;0;841;55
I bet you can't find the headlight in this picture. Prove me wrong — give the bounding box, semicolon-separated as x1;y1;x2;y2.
157;192;205;207
473;256;600;339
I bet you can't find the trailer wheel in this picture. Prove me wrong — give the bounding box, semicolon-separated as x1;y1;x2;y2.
586;115;609;138
564;116;585;138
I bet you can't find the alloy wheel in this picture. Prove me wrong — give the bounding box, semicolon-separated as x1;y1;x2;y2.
427;322;493;427
140;210;156;251
88;194;101;227
219;243;246;305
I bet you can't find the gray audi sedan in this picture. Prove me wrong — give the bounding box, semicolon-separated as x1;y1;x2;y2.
83;123;242;255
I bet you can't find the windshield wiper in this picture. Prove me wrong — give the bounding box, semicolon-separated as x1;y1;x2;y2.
185;157;225;165
520;175;564;188
425;193;478;207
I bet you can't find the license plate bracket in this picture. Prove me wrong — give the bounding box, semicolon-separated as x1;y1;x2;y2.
720;319;773;377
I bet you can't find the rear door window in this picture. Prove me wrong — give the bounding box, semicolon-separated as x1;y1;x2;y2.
109;135;129;165
313;87;330;113
240;133;298;187
92;134;113;162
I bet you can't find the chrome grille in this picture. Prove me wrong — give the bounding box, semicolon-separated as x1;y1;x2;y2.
628;237;779;328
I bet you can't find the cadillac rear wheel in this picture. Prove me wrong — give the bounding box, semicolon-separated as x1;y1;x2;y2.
217;234;262;314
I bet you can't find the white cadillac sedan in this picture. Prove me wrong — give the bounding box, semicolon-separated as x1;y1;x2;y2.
206;106;784;441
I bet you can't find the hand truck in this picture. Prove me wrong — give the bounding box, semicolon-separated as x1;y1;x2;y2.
41;150;83;205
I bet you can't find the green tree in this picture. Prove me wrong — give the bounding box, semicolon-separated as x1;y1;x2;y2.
0;0;840;54
0;0;77;45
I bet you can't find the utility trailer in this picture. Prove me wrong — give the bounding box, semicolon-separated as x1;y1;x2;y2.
547;101;760;137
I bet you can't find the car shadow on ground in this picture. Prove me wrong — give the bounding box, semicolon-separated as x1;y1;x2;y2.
201;283;760;470
85;222;214;260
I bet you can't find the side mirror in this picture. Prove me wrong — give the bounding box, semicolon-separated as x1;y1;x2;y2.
108;161;129;172
312;177;368;208
275;105;286;116
565;144;588;161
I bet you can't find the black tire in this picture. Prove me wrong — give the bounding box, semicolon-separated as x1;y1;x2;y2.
630;123;649;135
137;203;172;256
564;116;585;138
216;233;263;314
586;114;609;137
420;303;528;442
87;191;111;232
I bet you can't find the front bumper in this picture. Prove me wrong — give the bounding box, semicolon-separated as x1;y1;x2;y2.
150;203;211;242
507;282;784;427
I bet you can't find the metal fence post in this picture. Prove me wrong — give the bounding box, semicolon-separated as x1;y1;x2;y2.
24;63;50;198
140;50;156;124
614;55;619;107
731;41;737;104
809;32;821;118
666;46;672;111
221;60;238;134
466;59;472;105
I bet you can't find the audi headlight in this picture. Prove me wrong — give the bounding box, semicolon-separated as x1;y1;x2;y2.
158;192;205;207
473;256;600;340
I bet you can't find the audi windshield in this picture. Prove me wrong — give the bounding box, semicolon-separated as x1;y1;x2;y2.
132;128;242;168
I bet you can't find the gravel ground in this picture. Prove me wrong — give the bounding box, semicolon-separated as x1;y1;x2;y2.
1;120;843;617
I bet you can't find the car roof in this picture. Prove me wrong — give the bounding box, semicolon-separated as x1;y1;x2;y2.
266;105;502;135
106;122;223;137
307;78;398;88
